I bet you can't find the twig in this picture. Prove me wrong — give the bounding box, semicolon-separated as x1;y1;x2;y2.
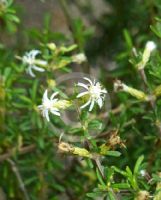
0;144;36;162
139;68;161;136
7;159;30;200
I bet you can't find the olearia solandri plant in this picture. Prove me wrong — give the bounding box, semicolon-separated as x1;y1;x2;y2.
1;1;161;199
21;39;160;199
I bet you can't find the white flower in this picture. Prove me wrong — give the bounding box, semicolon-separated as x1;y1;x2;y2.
38;90;60;121
22;50;47;77
77;77;107;111
145;41;156;52
140;170;146;177
72;53;87;64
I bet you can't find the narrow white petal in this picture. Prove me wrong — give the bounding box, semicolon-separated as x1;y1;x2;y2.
80;99;91;109
97;98;103;108
102;89;107;93
28;66;35;77
51;98;58;103
83;77;93;85
38;105;43;109
50;92;59;100
50;110;60;116
43;90;48;101
30;50;40;58
51;107;59;112
33;65;45;72
77;82;88;90
77;91;89;98
37;60;47;66
45;110;50;121
42;110;46;117
89;100;95;111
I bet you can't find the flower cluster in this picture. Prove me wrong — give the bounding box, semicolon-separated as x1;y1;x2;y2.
38;90;60;122
22;50;47;77
77;77;107;111
38;77;107;121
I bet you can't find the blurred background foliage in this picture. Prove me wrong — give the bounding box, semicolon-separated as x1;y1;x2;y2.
0;0;161;199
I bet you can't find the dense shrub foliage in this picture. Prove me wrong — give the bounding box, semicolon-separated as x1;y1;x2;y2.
0;0;161;200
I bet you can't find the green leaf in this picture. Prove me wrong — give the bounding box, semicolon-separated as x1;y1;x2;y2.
134;155;144;174
112;183;130;189
104;151;121;157
88;119;103;130
123;29;133;49
108;191;116;200
87;192;103;198
96;168;106;186
112;166;127;176
150;24;161;38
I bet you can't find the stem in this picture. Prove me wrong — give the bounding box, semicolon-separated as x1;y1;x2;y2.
75;100;118;199
139;69;148;88
0;76;5;132
7;159;30;200
139;68;161;137
0;144;36;162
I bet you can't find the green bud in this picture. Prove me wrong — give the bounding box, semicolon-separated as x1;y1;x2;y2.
47;43;57;51
154;85;161;97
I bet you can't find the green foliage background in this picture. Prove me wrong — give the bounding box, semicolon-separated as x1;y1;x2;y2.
0;0;161;200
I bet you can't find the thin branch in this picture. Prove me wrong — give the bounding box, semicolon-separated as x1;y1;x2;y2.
7;159;30;200
139;68;161;136
0;144;35;162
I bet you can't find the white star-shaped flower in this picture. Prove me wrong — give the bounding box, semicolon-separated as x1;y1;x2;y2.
38;90;60;121
145;41;156;52
77;77;107;111
22;50;47;77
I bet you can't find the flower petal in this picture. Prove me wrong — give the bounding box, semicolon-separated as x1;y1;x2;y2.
43;90;48;101
97;98;103;108
50;92;59;100
45;110;50;121
50;110;60;116
37;60;47;66
27;66;35;77
102;89;107;94
29;50;41;58
89;100;95;111
80;99;91;109
83;77;93;85
51;107;59;112
77;91;88;98
77;82;88;90
32;65;45;72
38;105;43;109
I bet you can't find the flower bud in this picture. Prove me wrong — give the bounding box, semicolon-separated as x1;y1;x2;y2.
72;53;87;64
58;142;92;158
47;43;57;51
145;41;156;52
153;85;161;97
54;100;72;110
137;41;156;70
73;147;92;158
47;79;56;88
114;80;148;101
135;191;149;200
